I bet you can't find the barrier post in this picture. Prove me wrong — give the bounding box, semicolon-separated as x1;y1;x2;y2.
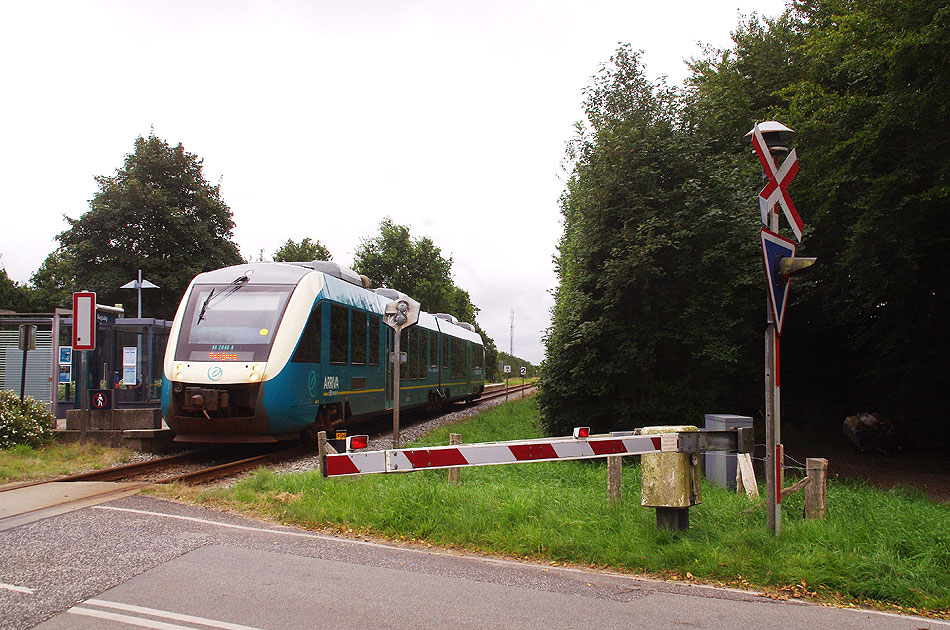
805;458;828;519
448;433;461;484
607;456;622;505
318;431;328;477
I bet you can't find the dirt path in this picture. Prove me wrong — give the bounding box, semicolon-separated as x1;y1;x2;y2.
782;429;950;503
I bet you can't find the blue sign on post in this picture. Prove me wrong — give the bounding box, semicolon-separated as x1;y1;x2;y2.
760;228;796;335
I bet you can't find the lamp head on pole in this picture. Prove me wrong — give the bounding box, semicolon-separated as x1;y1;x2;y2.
743;121;796;155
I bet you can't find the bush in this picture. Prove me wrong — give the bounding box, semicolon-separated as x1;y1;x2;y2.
0;390;56;449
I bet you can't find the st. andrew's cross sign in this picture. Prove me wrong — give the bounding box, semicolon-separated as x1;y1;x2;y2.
751;123;803;241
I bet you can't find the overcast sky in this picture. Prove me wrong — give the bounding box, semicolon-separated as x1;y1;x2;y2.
0;0;784;364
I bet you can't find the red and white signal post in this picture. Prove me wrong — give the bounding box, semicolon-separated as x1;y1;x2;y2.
72;292;96;446
746;122;815;535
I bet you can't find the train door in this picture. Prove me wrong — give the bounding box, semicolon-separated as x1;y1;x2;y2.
465;341;472;390
385;327;393;410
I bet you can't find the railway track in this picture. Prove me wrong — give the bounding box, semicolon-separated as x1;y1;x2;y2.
0;444;313;493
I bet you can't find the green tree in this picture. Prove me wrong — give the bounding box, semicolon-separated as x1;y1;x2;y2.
57;134;244;318
273;237;332;262
0;264;31;313
539;46;762;436
353;218;467;317
352;218;497;375
685;0;950;441
27;249;76;312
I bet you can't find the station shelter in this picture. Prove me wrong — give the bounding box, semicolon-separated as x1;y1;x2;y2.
0;307;170;418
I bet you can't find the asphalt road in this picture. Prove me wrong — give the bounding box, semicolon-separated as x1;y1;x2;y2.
1;495;944;629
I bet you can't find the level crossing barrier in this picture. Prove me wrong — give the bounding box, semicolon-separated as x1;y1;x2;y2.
320;427;753;478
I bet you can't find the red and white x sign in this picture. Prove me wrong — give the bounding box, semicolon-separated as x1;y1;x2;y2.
752;123;804;241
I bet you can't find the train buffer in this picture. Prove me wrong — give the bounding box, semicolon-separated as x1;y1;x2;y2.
320;426;753;477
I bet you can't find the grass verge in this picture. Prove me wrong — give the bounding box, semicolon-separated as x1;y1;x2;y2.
150;398;950;618
0;443;135;483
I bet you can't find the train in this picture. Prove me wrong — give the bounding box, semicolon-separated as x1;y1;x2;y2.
161;261;485;443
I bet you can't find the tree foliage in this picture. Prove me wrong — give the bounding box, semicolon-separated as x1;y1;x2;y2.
56;134;244;318
539;46;761;436
0;264;31;313
542;1;950;443
273;237;332;262
352;218;499;381
353;219;473;319
27;249;76;312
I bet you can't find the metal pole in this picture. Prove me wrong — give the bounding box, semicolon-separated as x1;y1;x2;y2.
393;331;401;449
52;311;61;418
765;212;782;535
19;345;28;405
80;350;88;446
137;269;143;319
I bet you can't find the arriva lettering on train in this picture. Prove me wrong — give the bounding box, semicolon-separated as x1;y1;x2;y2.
324;376;340;394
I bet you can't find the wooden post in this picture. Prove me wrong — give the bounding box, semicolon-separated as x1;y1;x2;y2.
448;433;461;484
607;456;622;505
318;430;328;477
805;458;828;520
736;453;759;499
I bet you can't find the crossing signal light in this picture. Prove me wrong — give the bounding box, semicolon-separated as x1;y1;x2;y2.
346;435;369;451
777;256;816;278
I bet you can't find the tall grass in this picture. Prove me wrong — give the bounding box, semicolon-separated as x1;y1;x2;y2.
164;398;950;615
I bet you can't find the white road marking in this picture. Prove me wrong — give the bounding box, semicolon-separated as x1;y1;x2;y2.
0;582;35;594
78;599;267;629
93;505;381;546
69;606;204;630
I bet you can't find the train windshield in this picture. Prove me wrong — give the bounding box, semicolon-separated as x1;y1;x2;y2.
174;284;295;362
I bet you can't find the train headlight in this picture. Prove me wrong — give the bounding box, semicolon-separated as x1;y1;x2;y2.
249;364;263;382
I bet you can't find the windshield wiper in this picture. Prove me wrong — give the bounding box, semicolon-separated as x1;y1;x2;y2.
196;288;216;325
195;274;252;324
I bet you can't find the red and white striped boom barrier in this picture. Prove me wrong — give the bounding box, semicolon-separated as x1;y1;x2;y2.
322;428;752;478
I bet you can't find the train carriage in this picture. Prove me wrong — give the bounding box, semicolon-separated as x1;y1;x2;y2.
162;261;485;443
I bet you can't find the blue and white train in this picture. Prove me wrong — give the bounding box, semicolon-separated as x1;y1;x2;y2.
161;261;485;443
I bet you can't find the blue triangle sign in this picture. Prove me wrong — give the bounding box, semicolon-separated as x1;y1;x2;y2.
760;228;797;335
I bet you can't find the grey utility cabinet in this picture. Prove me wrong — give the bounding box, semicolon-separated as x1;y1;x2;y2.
703;414;754;489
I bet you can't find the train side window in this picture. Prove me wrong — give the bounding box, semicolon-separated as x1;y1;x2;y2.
352;311;367;365
368;314;380;366
330;304;349;364
291;303;322;364
427;330;436;372
442;333;449;369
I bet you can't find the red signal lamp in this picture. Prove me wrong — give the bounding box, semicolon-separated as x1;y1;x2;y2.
346;435;369;451
573;427;590;439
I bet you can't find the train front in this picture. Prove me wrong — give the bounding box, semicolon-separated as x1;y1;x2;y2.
161;263;314;442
